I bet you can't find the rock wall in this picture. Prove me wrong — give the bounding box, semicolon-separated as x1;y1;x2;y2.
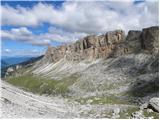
142;26;159;54
43;26;159;62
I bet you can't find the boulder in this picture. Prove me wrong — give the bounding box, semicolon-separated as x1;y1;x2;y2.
5;67;14;77
148;97;159;112
131;110;144;119
147;108;153;113
7;67;14;73
113;108;120;115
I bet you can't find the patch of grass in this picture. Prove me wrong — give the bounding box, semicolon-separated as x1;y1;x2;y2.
143;109;159;119
75;95;130;105
6;74;78;96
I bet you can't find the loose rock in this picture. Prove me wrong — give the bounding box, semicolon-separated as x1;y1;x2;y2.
148;97;159;112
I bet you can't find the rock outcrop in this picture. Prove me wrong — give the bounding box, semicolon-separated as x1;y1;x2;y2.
142;26;159;54
42;26;158;63
43;30;126;62
113;30;142;57
148;97;159;112
5;67;14;76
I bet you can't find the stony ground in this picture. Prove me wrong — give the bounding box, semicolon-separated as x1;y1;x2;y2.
1;80;78;118
0;80;142;118
1;53;159;118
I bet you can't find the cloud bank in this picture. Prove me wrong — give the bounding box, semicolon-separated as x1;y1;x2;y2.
1;0;159;46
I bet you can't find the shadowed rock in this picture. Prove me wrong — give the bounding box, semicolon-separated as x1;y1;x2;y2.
142;26;159;54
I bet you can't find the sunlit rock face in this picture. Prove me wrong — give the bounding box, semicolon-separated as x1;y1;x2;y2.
43;29;125;62
43;26;158;63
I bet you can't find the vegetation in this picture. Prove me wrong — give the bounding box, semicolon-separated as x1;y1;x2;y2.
6;74;78;96
74;95;130;105
143;109;159;119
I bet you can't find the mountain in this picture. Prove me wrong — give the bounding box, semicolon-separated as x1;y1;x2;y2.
37;26;158;65
1;55;43;78
1;60;8;68
1;56;33;68
3;26;159;119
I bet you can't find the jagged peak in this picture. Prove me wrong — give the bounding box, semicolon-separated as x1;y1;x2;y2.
43;26;158;63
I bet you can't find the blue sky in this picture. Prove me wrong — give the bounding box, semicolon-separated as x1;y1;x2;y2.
1;1;64;57
1;0;159;57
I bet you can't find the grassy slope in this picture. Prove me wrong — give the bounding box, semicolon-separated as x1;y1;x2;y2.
6;74;78;96
74;96;131;105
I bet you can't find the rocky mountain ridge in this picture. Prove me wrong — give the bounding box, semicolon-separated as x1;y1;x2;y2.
42;26;158;63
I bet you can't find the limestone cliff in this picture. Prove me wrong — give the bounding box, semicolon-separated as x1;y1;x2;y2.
43;26;159;63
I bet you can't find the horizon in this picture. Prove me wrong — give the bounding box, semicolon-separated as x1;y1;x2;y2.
1;0;159;57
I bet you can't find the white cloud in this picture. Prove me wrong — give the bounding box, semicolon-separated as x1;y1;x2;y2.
5;49;44;57
1;1;159;34
1;5;38;26
11;27;32;35
5;49;11;53
2;47;45;56
30;39;51;46
1;27;87;45
1;27;35;42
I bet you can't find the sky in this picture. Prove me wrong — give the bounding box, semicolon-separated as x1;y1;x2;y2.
1;0;159;57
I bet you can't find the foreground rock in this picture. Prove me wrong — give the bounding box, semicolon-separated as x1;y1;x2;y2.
148;97;159;112
131;110;144;119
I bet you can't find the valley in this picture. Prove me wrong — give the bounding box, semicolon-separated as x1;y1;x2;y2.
1;26;159;119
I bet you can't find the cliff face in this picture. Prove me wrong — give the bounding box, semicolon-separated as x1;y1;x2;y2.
43;26;158;63
44;27;159;62
142;26;159;54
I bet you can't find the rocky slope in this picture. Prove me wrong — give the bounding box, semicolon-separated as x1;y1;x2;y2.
2;26;159;118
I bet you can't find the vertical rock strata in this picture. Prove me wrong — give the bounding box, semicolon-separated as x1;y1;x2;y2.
44;26;159;62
